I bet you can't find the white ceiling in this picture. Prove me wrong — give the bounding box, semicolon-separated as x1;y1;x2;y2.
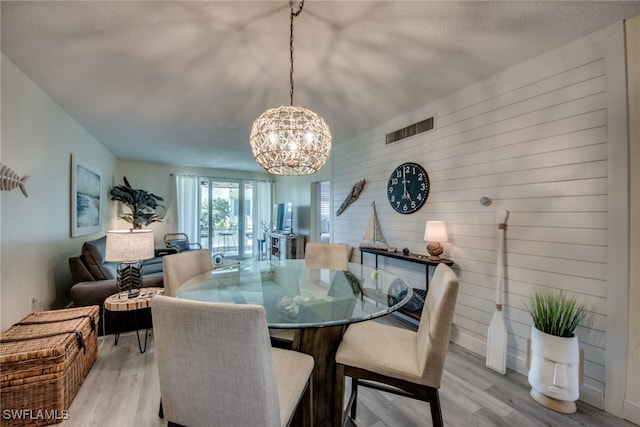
3;1;640;173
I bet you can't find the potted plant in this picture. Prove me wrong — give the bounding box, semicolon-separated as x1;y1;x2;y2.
525;289;589;414
109;177;165;229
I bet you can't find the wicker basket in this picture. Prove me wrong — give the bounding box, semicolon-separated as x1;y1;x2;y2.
0;306;99;427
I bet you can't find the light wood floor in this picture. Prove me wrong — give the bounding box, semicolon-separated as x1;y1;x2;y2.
62;317;634;427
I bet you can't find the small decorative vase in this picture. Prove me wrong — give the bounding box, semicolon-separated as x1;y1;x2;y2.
528;327;580;413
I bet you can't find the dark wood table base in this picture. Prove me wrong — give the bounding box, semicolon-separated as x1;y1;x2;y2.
294;325;346;427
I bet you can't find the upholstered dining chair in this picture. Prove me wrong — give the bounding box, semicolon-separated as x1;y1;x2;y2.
304;242;350;270
270;243;351;349
163;232;202;252
334;263;459;427
162;249;212;297
152;295;314;427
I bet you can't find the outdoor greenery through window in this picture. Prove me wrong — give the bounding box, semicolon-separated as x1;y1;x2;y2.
198;178;272;259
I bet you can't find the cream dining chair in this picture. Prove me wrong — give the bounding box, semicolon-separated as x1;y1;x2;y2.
152;295;314;427
270;242;352;349
162;249;213;297
304;242;350;271
334;263;459;427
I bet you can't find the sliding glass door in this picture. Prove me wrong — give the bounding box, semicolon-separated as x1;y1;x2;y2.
199;179;254;258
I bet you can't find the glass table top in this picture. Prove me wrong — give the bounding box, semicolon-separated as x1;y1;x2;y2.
176;259;413;329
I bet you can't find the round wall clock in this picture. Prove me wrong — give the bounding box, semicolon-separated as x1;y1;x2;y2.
387;162;430;214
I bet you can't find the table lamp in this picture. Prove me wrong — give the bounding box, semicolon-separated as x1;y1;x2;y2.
424;221;448;261
105;229;155;297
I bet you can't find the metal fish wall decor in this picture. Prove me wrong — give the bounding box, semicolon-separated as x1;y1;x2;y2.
0;163;29;197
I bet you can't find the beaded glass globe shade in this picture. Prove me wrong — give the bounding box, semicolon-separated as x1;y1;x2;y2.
250;105;332;175
249;0;332;176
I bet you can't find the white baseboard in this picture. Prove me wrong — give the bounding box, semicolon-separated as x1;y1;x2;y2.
580;383;605;410
623;401;640;425
450;325;486;357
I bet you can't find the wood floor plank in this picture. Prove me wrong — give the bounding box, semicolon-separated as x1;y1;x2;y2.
60;319;634;427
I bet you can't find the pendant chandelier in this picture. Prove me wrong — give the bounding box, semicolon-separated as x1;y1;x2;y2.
249;0;332;175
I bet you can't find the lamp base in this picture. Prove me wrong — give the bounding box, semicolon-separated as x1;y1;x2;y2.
426;242;444;261
127;288;141;298
116;262;144;298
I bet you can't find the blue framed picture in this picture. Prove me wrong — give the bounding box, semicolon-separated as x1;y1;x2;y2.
71;154;102;237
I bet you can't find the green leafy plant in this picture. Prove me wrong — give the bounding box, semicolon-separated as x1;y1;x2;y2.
109;177;165;229
211;198;230;229
525;289;589;338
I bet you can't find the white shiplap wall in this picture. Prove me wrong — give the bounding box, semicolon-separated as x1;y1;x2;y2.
333;22;628;410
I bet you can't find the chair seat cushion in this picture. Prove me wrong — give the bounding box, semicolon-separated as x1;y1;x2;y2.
336;320;425;384
272;347;314;427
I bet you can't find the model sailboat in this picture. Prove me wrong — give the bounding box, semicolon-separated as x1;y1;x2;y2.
359;202;389;251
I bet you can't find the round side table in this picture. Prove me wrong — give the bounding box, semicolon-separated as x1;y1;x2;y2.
104;287;164;353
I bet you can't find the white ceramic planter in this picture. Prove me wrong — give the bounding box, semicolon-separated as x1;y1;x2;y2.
527;327;580;413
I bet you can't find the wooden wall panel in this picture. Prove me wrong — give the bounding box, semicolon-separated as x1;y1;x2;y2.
332;23;630;409
625;14;640;425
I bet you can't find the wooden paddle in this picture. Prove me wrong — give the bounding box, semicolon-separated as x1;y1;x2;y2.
486;208;509;374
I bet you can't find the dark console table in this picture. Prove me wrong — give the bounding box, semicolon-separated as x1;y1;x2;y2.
359;247;453;289
360;247;453;321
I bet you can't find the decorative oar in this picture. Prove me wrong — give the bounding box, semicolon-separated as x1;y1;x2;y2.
486;208;509;374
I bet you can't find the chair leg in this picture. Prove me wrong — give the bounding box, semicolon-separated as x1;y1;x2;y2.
158;398;163;418
290;378;313;427
428;388;443;427
349;378;359;420
335;364;345;427
303;378;313;427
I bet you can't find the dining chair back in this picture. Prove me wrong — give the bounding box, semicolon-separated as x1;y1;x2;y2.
152;295;314;427
162;249;212;297
270;242;350;349
334;263;459;427
304;242;350;271
163;232;202;252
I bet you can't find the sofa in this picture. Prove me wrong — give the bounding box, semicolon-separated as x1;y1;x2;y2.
69;236;175;335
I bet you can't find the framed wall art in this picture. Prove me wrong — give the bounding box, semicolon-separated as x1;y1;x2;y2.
71;154;102;237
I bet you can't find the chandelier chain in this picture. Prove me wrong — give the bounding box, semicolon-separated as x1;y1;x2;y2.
289;0;304;106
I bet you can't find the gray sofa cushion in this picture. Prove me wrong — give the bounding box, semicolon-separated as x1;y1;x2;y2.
80;235;167;279
82;236;117;280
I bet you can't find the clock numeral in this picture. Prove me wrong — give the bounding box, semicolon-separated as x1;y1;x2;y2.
387;162;430;214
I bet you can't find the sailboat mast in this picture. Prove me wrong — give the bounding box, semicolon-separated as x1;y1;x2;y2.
372;202;377;242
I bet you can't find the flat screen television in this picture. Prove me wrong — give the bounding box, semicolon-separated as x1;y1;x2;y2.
273;202;293;234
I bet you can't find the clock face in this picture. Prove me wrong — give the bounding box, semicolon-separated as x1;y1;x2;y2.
387;162;430;214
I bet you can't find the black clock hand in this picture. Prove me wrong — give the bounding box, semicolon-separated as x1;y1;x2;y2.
402;169;410;199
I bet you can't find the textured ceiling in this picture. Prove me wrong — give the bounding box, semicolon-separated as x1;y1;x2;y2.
3;1;640;172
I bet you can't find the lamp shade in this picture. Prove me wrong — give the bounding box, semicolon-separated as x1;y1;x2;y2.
424;221;448;242
105;229;155;263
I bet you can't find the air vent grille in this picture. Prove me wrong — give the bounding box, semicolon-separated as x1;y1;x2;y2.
385;116;434;144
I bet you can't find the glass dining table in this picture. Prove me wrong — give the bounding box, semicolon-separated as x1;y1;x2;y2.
176;259;412;427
